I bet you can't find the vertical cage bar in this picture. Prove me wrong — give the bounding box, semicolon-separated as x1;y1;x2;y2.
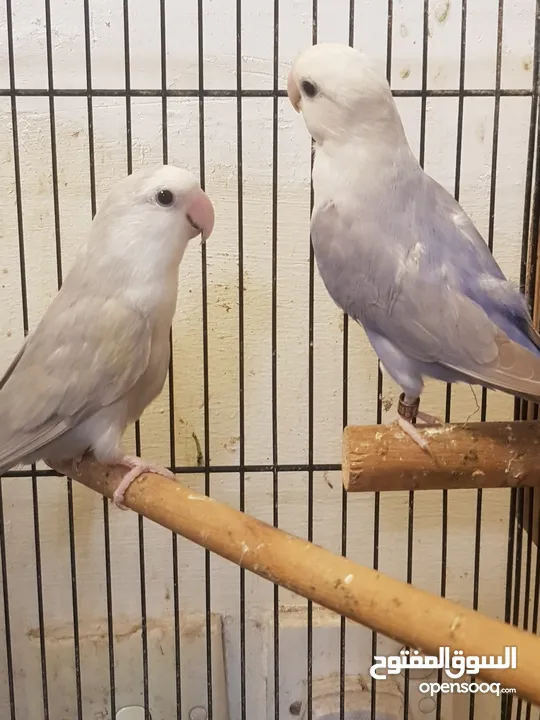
340;0;355;707
502;490;517;720
43;0;84;713
443;0;468;423
524;157;540;720
402;3;429;717
307;3;318;718
120;0;151;714
31;464;50;719
0;483;15;719
368;4;394;718
526;508;540;720
518;486;534;720
469;4;504;718
522;7;540;303
436;492;448;720
508;490;524;720
6;0;50;714
271;0;280;717
235;0;247;718
81;0;117;713
65;454;83;720
469;491;483;720
102;501;116;717
436;3;467;710
30;447;48;713
519;8;540;717
1;1;20;719
523;30;540;720
509;2;540;719
157;0;184;716
195;0;213;716
43;0;62;289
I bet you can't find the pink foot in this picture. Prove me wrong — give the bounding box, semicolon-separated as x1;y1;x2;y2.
416;410;443;426
384;410;442;453
109;456;176;510
72;454;86;474
396;415;430;452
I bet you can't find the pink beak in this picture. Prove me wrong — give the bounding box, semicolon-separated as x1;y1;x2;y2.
287;71;301;112
186;189;215;242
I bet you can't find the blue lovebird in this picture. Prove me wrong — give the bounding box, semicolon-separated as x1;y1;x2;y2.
287;43;540;451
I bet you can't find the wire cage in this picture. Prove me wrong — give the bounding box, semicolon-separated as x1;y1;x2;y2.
0;0;539;719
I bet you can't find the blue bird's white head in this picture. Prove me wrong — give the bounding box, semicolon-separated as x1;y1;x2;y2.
287;43;407;148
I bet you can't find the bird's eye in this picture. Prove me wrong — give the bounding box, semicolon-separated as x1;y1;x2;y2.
301;80;318;98
156;189;175;207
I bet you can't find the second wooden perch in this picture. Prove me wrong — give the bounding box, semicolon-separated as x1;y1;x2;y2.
342;420;540;492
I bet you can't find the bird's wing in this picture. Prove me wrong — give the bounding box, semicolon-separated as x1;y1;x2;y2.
311;199;540;401
425;173;540;354
0;294;152;471
0;341;28;392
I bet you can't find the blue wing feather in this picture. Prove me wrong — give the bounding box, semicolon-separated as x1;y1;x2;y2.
417;173;540;357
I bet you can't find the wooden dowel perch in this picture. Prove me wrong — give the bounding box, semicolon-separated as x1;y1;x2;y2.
343;420;540;492
51;457;540;706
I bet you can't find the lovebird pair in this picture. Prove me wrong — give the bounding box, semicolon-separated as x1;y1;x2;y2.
1;43;537;508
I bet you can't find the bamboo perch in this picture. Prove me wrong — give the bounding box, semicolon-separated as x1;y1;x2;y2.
342;420;540;492
50;457;540;705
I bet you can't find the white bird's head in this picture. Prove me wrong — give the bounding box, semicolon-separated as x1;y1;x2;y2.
92;164;215;269
287;43;405;148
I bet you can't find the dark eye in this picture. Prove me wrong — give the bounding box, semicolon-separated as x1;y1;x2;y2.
156;189;174;207
301;80;318;98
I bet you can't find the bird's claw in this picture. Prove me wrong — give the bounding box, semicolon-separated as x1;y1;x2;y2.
72;455;85;475
416;410;443;426
110;456;176;510
385;393;442;454
397;415;431;452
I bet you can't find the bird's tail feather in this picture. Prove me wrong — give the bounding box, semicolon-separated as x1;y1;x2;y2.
0;420;70;477
446;329;540;405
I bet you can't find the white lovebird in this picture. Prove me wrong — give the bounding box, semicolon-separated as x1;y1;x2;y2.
0;165;214;506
